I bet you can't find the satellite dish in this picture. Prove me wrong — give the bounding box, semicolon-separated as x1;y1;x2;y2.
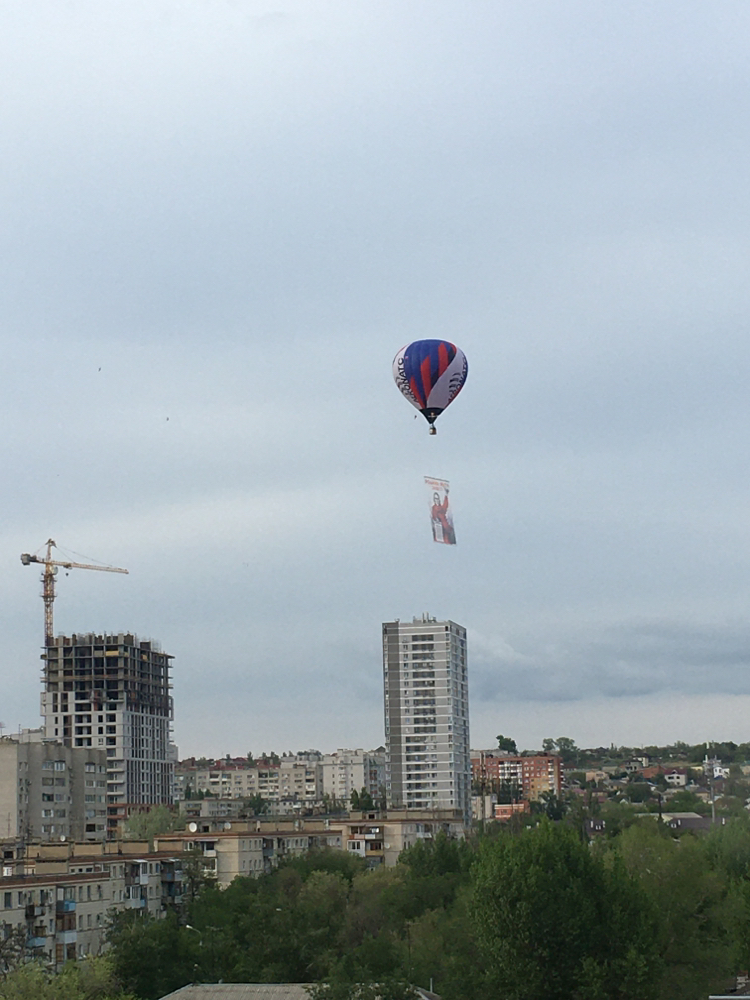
60;835;66;842
188;822;198;833
223;822;232;830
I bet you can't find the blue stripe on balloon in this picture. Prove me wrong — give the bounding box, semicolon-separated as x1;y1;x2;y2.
402;340;457;405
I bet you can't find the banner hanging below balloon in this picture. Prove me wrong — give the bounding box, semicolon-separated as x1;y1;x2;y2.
425;476;456;545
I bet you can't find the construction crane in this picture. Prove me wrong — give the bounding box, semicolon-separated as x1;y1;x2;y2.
20;538;128;646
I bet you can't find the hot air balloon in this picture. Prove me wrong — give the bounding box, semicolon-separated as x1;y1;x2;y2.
392;340;468;434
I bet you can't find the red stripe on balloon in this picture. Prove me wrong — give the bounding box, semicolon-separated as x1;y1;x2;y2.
409;377;425;409
421;356;433;400
438;341;449;376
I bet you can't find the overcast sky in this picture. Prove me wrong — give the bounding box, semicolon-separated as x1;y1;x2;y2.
3;1;750;757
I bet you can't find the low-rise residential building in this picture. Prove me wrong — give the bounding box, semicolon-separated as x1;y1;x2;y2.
175;749;384;812
584;770;610;784
338;808;466;868
153;807;464;883
664;769;689;787
1;871;108;968
319;749;384;806
155;823;343;887
494;801;530;822
0;840;184;968
471;751;563;802
471;793;496;822
623;756;650;773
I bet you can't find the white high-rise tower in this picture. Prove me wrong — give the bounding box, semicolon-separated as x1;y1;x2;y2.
382;615;470;823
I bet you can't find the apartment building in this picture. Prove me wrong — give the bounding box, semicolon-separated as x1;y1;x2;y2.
40;633;174;833
155;823;343;888
319;749;385;805
471;751;563;801
382;616;471;823
0;842;183;969
175;752;385;812
0;733;107;842
341;807;466;868
176;759;321;809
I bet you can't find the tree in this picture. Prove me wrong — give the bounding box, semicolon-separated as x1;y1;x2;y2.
665;789;710;815
554;736;579;764
495;735;517;754
539;790;567;821
617;822;740;1000
624;782;654;805
245;794;269;816
1;955;136;1000
123;805;184;847
0;927;27;977
472;820;661;1000
181;847;218;904
542;737;556;754
107;911;196;1000
495;780;522;805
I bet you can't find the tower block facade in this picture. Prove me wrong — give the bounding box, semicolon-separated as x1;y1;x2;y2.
41;633;174;834
382;615;470;823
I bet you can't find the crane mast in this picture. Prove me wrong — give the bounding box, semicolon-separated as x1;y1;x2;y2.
20;538;128;646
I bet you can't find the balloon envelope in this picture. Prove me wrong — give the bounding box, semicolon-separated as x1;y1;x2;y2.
393;340;468;430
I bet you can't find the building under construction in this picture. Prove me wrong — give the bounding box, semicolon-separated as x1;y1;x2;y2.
40;633;174;834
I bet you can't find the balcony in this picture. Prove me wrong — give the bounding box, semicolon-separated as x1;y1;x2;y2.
56;900;76;913
128;897;146;909
25;904;45;918
27;936;46;949
56;929;77;944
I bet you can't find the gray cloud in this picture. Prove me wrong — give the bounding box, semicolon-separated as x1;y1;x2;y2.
3;2;750;754
472;618;750;706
